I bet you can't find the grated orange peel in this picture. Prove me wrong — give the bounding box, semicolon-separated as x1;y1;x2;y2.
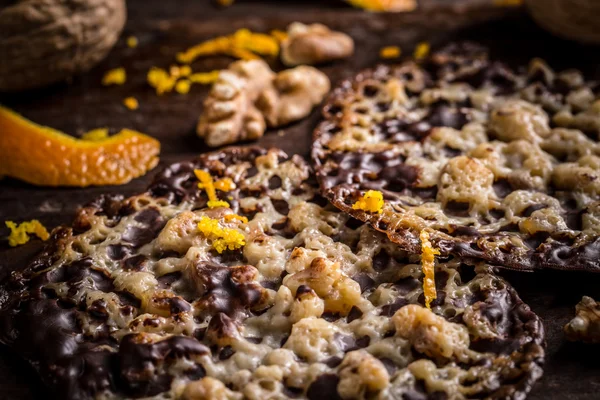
5;220;50;247
102;67;126;86
197;215;245;253
414;42;430;60
380;46;401;59
194;169;236;208
352;190;384;213
420;230;440;309
123;97;139;110
176;28;279;65
0;105;160;187
224;214;248;224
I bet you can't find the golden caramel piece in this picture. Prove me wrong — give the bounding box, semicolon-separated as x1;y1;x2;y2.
0;106;160;187
183;377;236;400
346;0;417;12
338;351;390;398
420;231;439;309
393;304;471;360
564;296;600;343
283;257;361;316
280;22;354;66
5;220;50;247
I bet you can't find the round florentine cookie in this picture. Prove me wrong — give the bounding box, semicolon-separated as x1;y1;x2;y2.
313;42;600;272
0;147;544;399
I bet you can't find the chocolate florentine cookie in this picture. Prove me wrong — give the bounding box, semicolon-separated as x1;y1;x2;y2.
313;42;600;272
0;147;544;399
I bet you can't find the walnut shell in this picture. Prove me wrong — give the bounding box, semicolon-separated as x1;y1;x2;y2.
0;0;126;92
526;0;600;44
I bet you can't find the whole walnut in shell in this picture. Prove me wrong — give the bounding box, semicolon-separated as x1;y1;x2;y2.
526;0;600;44
0;0;127;92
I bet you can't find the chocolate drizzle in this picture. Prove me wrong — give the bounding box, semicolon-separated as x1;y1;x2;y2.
0;146;545;400
313;42;600;273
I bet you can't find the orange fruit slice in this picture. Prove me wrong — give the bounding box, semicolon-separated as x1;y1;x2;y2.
0;105;160;187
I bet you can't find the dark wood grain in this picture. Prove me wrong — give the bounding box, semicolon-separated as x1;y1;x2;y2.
1;1;600;398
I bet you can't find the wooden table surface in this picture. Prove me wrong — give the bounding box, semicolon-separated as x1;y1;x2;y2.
1;1;600;398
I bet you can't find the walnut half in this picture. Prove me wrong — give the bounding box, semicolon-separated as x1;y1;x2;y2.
281;22;354;67
197;60;274;147
564;296;600;343
198;60;330;147
257;66;331;127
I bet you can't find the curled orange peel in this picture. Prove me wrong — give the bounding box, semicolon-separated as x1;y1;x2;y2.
0;105;160;187
420;230;439;309
346;0;417;12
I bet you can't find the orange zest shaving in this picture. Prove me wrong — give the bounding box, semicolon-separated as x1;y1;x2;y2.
0;105;160;187
352;190;384;213
81;128;109;141
414;42;430;60
346;0;417;12
148;66;215;95
224;214;248;224
270;29;289;43
127;36;139;48
5;220;50;247
216;0;235;6
102;67;126;86
123;97;139;110
380;46;401;59
170;65;192;79
189;71;221;85
197;216;245;253
175;79;192;94
214;177;235;192
420;230;439;309
147;67;177;95
194;169;235;208
176;28;279;64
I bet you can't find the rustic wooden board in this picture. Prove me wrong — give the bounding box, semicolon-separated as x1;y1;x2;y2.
1;1;600;398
